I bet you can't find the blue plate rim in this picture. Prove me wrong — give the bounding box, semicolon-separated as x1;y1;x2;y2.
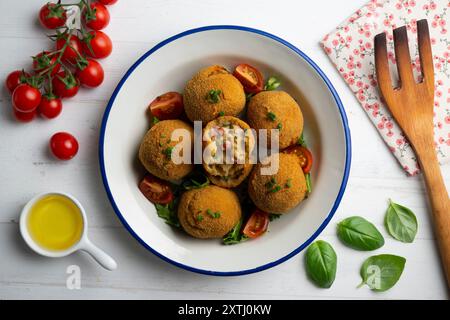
98;25;352;276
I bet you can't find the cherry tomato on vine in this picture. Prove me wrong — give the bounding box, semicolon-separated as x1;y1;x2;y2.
149;92;184;120
52;71;80;98
5;70;29;94
243;209;270;239
56;34;83;63
284;145;313;174
13;108;37;123
39;2;67;29
38;95;63;119
233;64;264;94
76;59;104;88
50;132;79;160
99;0;118;5
83;30;112;59
83;3;110;30
32;51;61;76
139;174;174;205
12;84;41;113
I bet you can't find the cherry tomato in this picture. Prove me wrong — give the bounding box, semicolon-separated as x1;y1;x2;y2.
13;108;37;123
5;70;29;94
139;174;174;205
83;30;112;59
243;209;270;239
76;59;104;88
284;145;313;174
12;84;41;113
32;51;61;76
233;64;264;94
56;34;83;63
38;95;63;119
52;71;80;98
149;92;184;120
50;132;79;160
83;3;110;30
99;0;118;5
39;2;67;29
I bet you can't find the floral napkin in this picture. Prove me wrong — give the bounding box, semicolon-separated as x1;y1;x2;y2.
321;0;450;175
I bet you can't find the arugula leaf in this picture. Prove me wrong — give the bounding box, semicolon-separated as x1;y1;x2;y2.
269;213;282;221
305;240;337;288
385;199;418;243
337;216;385;251
359;254;406;292
155;200;180;228
223;218;248;245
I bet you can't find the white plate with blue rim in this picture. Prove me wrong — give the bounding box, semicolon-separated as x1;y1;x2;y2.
99;26;351;276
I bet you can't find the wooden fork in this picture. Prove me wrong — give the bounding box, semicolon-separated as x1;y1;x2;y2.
375;19;450;288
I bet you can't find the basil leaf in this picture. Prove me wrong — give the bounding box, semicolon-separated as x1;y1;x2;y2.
305;240;337;288
385;200;418;243
337;216;384;251
359;254;406;292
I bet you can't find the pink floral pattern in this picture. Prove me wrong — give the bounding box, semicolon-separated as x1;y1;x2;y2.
321;0;450;176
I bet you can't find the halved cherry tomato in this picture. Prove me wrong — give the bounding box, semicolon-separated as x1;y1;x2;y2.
243;209;270;239
149;92;184;120
233;64;264;94
139;174;174;205
284;145;313;174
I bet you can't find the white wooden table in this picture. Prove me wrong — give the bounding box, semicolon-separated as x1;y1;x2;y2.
1;0;449;300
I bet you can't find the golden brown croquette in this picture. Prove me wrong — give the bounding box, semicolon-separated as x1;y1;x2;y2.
139;120;194;181
247;91;303;150
183;65;246;123
178;185;242;239
202;116;255;188
248;153;307;214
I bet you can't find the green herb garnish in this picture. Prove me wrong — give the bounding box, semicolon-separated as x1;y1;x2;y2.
218;111;225;116
359;254;406;292
155;201;180;228
267;112;277;121
305;173;312;193
285;179;292;188
337;216;385;251
206;89;222;104
277;123;282;130
223;218;248;245
297;133;306;146
385;199;418;243
207;209;221;219
305;240;337;288
163;146;174;160
197;214;204;222
265;177;277;189
269;213;282;221
264;76;281;91
269;185;282;193
152;116;160;125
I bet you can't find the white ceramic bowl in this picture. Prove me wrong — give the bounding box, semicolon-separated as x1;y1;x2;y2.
99;26;351;276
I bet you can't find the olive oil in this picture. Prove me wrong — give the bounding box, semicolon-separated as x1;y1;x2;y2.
27;194;83;251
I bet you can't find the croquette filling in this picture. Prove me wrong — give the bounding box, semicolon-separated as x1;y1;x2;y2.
204;122;250;181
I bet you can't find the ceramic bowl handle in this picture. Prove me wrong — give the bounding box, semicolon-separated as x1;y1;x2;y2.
81;239;117;271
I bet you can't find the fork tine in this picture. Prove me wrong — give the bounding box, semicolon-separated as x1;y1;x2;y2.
375;32;394;97
393;26;415;88
417;19;435;92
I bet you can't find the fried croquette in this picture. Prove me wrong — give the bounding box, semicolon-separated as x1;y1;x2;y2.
139;119;194;181
178;185;242;239
248;153;307;214
247;91;303;150
183;65;246;123
203;116;255;188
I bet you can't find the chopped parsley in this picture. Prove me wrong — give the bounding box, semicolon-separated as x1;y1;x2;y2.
265;178;277;189
206;89;222;104
197;214;204;222
218;111;225;116
267;112;277;121
207;209;221;219
270;185;282;193
162;146;174;159
277;123;283;130
285;179;292;188
264;76;281;91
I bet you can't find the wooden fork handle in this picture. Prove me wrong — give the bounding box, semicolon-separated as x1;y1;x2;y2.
415;144;450;287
